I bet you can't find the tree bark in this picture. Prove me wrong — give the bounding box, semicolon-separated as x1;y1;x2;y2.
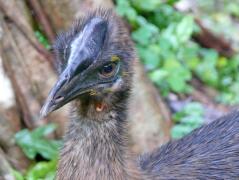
0;0;68;133
0;148;15;180
0;107;30;171
193;19;234;58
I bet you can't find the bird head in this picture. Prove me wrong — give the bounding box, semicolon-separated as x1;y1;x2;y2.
40;9;135;117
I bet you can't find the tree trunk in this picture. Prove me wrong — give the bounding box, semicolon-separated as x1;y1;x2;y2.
0;0;69;173
0;148;15;180
0;0;68;133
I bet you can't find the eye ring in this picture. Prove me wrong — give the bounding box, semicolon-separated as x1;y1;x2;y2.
99;62;118;78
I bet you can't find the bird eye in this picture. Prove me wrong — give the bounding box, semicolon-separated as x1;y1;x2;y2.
99;62;117;78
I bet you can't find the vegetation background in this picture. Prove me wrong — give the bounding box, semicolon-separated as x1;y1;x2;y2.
0;0;239;179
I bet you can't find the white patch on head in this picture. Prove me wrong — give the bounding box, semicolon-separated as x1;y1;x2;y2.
68;18;103;67
68;30;85;66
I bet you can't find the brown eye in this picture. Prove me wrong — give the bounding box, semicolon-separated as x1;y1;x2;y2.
99;63;117;78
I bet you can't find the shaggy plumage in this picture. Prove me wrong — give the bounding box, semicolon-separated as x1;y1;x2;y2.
41;9;239;180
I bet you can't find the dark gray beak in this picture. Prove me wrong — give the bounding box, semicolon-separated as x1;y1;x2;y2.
40;17;107;117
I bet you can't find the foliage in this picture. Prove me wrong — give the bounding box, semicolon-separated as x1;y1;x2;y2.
13;159;57;180
14;124;60;179
116;0;239;104
117;1;195;95
35;31;50;49
171;102;204;139
25;160;57;180
15;124;60;160
116;0;239;141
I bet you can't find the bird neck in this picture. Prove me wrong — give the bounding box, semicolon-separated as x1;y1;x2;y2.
57;91;142;179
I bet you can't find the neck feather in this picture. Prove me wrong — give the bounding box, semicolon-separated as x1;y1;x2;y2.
56;91;142;179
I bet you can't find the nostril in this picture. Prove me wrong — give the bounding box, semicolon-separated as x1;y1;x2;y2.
55;96;64;103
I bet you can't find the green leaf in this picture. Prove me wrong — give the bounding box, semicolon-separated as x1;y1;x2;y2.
183;102;204;116
132;23;158;45
167;0;180;5
149;69;168;84
15;124;61;160
32;124;57;138
163;59;191;92
226;2;239;17
161;24;179;49
116;0;138;24
15;129;37;159
131;0;163;12
172;102;204;139
171;124;193;139
26;159;57;180
11;169;24;180
137;44;161;70
180;116;203;126
34;31;50;49
167;75;186;92
176;16;194;43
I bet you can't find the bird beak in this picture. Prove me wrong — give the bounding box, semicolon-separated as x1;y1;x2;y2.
40;67;86;118
40;17;107;117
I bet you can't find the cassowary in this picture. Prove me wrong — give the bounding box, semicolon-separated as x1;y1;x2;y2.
41;9;239;180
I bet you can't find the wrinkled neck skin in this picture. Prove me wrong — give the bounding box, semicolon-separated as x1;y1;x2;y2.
56;91;143;180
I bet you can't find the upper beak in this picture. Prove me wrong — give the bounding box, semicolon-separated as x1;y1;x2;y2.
40;68;87;118
40;17;107;118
